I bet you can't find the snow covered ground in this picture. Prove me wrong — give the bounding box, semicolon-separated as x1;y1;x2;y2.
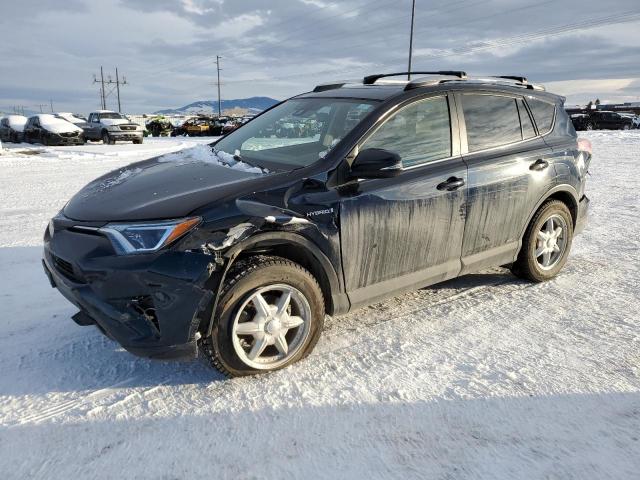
0;134;639;479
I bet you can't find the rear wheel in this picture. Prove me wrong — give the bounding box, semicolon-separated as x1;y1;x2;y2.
585;123;594;131
201;256;324;377
511;200;574;282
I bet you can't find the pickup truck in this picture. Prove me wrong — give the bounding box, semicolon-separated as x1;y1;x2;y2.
85;110;143;144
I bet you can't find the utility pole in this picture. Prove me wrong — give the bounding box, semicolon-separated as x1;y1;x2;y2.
407;0;416;80
115;68;122;113
50;99;54;113
100;66;106;109
93;67;128;111
216;55;222;118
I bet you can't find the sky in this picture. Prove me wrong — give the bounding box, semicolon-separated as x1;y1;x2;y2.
1;0;639;114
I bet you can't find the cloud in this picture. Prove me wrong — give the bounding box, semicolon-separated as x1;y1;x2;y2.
1;0;639;112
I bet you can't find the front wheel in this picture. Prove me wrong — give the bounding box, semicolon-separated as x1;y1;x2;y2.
102;132;114;145
511;200;574;282
201;256;325;377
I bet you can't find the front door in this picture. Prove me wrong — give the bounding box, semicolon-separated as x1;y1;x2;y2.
339;94;467;307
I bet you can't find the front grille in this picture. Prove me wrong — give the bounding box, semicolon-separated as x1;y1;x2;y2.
51;254;84;283
120;125;136;131
60;132;78;138
53;254;73;277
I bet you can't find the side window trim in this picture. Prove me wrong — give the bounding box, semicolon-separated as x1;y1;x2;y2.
353;93;460;171
517;97;537;138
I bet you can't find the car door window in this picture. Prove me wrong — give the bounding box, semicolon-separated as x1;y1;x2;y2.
461;94;522;152
526;98;555;134
362;96;451;167
517;99;536;139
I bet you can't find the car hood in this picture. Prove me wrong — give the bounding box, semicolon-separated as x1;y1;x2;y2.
101;118;134;127
42;122;83;134
64;154;269;222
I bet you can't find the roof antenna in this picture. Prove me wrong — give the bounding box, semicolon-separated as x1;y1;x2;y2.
407;0;416;80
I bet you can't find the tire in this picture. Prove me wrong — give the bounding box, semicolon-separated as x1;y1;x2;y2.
623;124;630;131
102;131;114;145
201;255;325;377
133;138;143;144
511;200;574;282
585;123;594;131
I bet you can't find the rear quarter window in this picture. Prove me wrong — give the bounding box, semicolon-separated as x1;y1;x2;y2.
527;98;556;134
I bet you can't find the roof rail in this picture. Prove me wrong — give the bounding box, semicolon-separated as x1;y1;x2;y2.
312;82;347;93
493;75;528;84
363;71;467;85
405;76;546;92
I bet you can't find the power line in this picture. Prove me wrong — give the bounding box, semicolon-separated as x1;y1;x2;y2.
213;9;640;87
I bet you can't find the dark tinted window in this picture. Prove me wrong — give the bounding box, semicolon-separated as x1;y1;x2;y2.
527;98;555;134
364;96;451;167
462;94;522;152
518;99;536;139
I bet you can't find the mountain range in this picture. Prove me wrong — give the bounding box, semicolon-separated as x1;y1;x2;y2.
154;97;279;115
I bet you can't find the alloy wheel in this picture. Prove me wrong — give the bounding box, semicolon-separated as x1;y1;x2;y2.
535;214;568;270
231;284;311;370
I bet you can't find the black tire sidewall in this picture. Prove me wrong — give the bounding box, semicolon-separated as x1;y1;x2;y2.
211;261;324;376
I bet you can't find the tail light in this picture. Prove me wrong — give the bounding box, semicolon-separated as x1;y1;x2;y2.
577;138;592;155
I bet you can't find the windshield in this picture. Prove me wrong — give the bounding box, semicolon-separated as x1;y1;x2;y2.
100;112;124;119
214;98;377;170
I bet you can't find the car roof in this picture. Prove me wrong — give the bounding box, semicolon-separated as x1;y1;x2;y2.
298;82;563;104
297;74;563;104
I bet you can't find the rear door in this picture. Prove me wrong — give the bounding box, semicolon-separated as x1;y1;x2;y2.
339;94;468;307
456;92;556;274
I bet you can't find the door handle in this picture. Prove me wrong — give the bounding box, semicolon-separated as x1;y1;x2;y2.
530;159;549;171
437;176;465;191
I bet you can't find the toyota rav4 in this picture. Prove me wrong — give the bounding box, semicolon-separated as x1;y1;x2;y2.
43;72;591;377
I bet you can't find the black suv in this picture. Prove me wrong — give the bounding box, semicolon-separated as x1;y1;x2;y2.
571;110;635;131
43;72;591;377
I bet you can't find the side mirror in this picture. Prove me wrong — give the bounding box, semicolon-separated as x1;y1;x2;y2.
350;148;402;179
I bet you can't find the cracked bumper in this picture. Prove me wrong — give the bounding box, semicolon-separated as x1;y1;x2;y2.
43;228;217;361
575;195;590;235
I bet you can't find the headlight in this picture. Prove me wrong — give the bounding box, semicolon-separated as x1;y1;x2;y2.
99;217;201;254
108;125;121;131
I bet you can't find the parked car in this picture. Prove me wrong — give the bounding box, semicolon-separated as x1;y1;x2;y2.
43;72;591;377
84;110;143;144
56;112;88;126
0;115;28;142
146;116;173;137
182;117;214;136
572;110;635;131
222;119;241;134
618;112;640;129
23;114;84;145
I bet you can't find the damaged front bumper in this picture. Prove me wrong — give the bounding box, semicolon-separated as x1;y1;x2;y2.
43;226;218;360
